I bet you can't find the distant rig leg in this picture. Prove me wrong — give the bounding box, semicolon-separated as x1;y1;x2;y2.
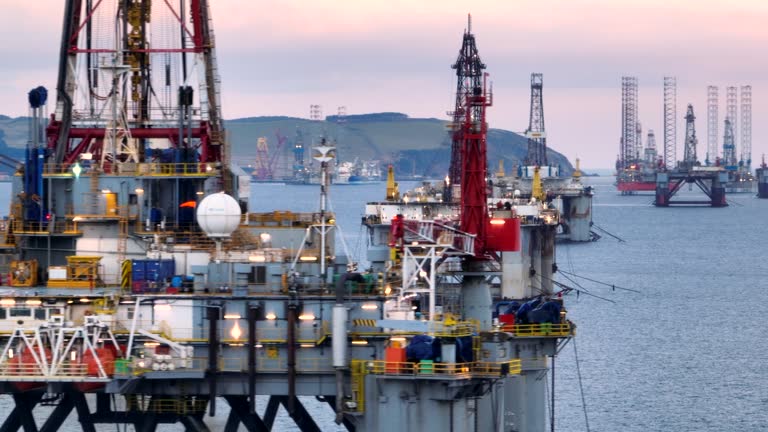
3;392;43;432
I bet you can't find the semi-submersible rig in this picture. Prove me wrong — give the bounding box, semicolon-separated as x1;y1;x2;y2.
0;5;574;432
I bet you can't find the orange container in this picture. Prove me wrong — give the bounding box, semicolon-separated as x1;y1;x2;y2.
385;347;407;373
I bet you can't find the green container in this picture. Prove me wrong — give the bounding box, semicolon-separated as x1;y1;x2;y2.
540;323;552;334
419;359;434;374
115;359;130;375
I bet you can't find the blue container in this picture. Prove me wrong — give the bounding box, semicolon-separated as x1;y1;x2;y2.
149;208;162;224
171;276;183;288
132;260;147;282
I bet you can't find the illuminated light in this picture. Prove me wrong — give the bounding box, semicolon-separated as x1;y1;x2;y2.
81;152;93;161
300;256;318;262
70;351;77;361
223;314;241;320
351;340;368;345
137;360;146;368
361;304;379;310
490;219;506;225
248;255;266;262
328;218;336;225
143;342;160;347
265;313;277;320
389;337;406;342
0;299;16;306
134;187;144;194
72;162;82;179
411;241;419;246
72;216;83;222
25;299;42;306
298;314;315;321
101;189;112;194
418;270;427;278
384;285;392;295
259;233;272;246
230;321;243;340
300;343;314;348
8;349;13;359
229;343;244;347
411;306;418;310
206;164;213;172
255;344;263;348
79;298;91;303
154;304;171;312
67;300;73;304
196;191;205;196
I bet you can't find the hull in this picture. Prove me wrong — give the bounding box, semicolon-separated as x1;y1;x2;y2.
616;180;656;192
756;168;768;198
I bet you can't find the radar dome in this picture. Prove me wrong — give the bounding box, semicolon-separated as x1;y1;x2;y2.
196;193;242;238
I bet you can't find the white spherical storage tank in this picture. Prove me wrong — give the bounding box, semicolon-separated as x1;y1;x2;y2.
196;193;242;238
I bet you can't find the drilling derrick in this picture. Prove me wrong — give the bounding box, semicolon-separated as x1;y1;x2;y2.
663;77;677;170
447;15;486;203
707;86;719;165
524;73;547;167
723;119;737;168
740;85;752;170
682;104;698;170
620;76;638;170
645;130;657;166
32;0;236;278
725;86;738;163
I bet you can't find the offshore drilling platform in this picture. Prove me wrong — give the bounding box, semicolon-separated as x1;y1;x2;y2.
613;77;747;206
0;7;574;432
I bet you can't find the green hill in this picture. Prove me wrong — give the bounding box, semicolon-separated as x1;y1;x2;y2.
0;113;574;178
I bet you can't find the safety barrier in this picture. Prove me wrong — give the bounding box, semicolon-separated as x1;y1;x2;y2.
43;163;218;177
126;397;208;415
500;323;572;337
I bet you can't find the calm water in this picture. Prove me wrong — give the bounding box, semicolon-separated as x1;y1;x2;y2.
1;177;767;431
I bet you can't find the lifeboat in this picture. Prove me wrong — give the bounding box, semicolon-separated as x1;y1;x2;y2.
11;347;52;392
74;348;115;392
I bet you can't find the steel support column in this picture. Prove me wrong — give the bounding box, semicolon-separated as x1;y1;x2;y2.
73;393;96;432
223;396;269;432
40;394;75;432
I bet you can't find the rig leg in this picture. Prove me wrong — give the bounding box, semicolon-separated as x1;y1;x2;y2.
325;396;356;432
279;396;322;432
138;397;159;432
224;395;269;432
223;410;240;432
8;392;43;432
73;393;96;432
40;394;75;432
179;415;210;432
262;396;280;429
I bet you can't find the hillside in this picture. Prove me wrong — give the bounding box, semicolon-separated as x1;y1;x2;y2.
0;113;574;177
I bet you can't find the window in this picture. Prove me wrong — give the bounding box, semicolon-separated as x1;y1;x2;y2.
34;309;46;320
10;308;32;317
0;309;5;319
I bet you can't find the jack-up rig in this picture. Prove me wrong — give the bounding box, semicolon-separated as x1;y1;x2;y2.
615;77;728;206
0;8;575;432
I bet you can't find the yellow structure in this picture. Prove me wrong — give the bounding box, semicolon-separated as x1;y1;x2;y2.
47;256;102;288
10;260;38;287
532;166;546;202
495;159;505;178
573;158;582;180
385;164;400;202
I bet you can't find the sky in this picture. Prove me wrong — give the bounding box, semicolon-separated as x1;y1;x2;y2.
1;0;768;168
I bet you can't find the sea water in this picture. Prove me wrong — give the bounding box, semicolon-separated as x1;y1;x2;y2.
1;177;767;431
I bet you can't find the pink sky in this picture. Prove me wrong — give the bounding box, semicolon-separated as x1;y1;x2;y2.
1;0;767;168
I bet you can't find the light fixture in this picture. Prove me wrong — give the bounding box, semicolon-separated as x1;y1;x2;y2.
223;313;241;320
389;337;406;342
230;321;243;340
351;340;368;345
299;256;318;262
300;343;314;348
71;162;82;179
81;152;93;161
248;255;266;262
154;304;171;311
0;299;16;306
196;191;204;196
255;344;263;348
79;298;91;303
298;313;315;321
134;187;144;194
101;189;112;194
265;313;276;320
490;219;505;225
384;285;392;295
361;304;378;310
25;299;42;306
143;342;160;347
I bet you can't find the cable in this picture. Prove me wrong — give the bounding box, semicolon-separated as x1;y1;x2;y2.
573;339;591;432
558;270;641;293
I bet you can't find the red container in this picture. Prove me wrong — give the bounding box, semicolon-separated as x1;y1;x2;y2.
385;347;407;373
